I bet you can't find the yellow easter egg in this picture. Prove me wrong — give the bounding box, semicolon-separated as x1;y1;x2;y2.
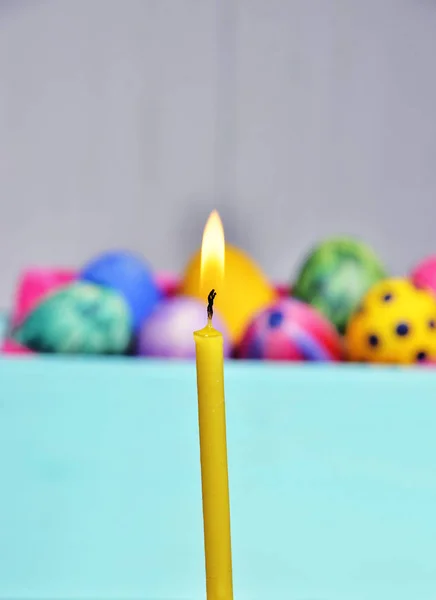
346;278;436;364
180;244;277;343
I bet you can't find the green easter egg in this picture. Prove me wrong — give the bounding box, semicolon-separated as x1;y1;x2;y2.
292;237;387;334
12;282;132;354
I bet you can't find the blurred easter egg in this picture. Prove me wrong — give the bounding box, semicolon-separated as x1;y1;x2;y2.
11;282;132;354
410;255;436;296
346;278;436;364
180;244;276;344
79;250;160;330
138;296;231;358
292;237;386;334
237;298;343;361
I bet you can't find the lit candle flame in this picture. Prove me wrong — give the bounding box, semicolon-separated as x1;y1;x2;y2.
200;210;225;294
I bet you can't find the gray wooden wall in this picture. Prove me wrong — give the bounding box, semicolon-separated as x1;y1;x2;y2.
1;0;436;306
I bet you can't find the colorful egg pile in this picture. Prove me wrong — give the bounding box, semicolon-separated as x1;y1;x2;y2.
6;230;436;366
8;250;160;355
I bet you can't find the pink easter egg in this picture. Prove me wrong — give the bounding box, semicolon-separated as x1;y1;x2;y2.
237;298;343;361
155;272;180;298
2;338;33;355
11;268;76;327
411;256;436;296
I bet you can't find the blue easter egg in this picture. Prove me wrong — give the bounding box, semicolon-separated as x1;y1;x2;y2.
79;250;160;330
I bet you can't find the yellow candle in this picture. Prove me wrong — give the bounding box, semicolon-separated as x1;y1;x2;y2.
194;211;233;600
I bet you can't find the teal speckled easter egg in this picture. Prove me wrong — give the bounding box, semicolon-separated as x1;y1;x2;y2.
12;282;132;354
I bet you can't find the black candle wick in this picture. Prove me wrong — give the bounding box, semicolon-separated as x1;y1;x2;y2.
207;289;217;320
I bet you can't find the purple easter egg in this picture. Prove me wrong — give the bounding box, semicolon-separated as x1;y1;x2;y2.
237;298;343;361
138;296;231;359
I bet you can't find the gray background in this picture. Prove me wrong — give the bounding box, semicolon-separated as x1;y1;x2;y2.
0;0;435;307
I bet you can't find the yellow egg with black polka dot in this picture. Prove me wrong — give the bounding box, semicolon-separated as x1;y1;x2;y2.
345;278;436;364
